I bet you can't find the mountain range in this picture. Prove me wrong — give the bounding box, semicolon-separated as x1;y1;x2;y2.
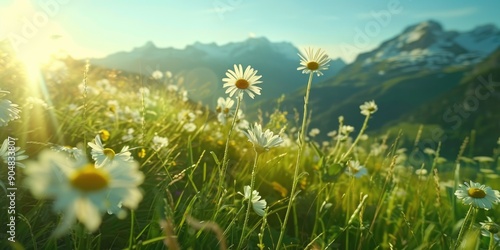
90;37;346;107
90;20;500;156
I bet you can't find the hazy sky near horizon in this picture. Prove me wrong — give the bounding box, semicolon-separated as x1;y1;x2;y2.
1;0;499;63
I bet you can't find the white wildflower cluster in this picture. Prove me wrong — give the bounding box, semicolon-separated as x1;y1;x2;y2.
152;134;169;151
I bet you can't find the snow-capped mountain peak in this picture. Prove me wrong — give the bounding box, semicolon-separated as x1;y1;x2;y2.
401;20;443;44
358;20;500;72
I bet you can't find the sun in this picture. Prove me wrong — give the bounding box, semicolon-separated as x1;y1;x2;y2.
1;0;57;72
1;0;98;68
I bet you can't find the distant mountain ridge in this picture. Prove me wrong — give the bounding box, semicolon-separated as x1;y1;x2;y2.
90;37;346;107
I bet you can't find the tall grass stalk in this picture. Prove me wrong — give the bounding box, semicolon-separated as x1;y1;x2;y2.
237;149;260;250
340;112;371;162
82;61;90;148
454;137;469;221
359;155;397;250
488;232;497;250
326;194;368;249
276;71;314;249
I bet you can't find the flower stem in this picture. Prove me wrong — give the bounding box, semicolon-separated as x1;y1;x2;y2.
276;72;314;249
128;210;135;248
237;149;260;250
340;113;370;162
455;205;476;249
215;94;242;214
488;233;496;250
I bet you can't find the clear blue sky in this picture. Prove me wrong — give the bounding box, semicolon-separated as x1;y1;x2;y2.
1;0;499;63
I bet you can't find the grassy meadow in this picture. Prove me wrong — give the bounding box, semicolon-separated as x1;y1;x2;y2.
1;47;500;250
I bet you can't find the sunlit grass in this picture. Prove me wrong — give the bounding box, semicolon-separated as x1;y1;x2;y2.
1;44;500;250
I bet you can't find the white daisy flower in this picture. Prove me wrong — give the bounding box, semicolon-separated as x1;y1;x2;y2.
340;125;355;135
222;64;262;99
152;70;163;80
234;110;250;131
183;122;197;133
415;168;428;180
480;217;500;243
309;128;320;137
237;119;250;131
0;138;28;168
423;148;436;155
107;100;120;114
23;150;144;236
243;123;283;153
0;90;21;127
96;79;111;89
415;169;428;176
177;109;196;123
327;130;337;137
167;84;178;92
360;100;378;116
216;97;235;114
216;97;234;125
139;87;150;97
345;160;368;178
297;47;331;76
454;181;500;210
152;135;169;151
181;90;188;102
242;185;267;217
88;135;132;167
473;156;495;163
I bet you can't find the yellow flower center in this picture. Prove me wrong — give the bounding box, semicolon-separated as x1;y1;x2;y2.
307;61;319;70
70;164;110;192
216;106;222;113
235;79;249;89
223;108;230;114
103;148;115;159
350;167;359;174
99;130;110;141
468;187;486;198
138;148;146;159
